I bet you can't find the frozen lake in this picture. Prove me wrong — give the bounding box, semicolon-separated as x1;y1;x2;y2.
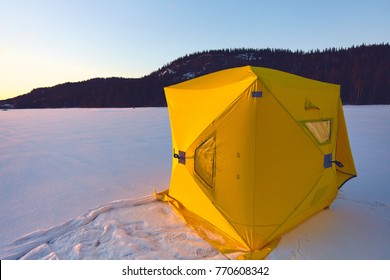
0;106;389;259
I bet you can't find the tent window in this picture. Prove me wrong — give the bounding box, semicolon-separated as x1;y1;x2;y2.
304;119;332;144
194;136;216;189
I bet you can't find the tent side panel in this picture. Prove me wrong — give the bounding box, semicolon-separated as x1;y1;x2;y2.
165;76;256;151
168;164;250;249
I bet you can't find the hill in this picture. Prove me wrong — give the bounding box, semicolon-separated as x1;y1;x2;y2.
1;44;389;108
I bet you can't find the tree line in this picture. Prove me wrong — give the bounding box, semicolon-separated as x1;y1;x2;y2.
2;43;389;108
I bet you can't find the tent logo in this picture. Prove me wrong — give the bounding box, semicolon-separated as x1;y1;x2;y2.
305;98;320;110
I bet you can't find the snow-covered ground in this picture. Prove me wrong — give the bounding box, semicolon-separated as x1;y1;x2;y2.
0;106;389;260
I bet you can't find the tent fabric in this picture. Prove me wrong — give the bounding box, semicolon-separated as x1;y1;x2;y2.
158;65;357;259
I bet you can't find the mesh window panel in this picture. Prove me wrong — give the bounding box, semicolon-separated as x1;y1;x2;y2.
305;120;331;144
194;137;216;189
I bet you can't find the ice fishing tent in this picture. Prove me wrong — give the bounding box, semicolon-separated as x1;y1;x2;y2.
158;65;357;259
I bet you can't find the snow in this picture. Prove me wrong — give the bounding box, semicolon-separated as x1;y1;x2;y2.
0;106;389;260
235;53;257;61
158;68;176;77
182;72;196;80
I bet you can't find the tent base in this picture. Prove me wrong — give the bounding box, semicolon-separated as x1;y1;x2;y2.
155;190;280;260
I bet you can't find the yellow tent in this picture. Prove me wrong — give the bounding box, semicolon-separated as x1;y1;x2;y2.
157;65;357;259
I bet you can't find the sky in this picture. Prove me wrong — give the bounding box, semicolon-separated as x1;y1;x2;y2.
1;0;389;100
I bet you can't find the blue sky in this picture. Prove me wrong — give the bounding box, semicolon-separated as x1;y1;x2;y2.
1;0;389;100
